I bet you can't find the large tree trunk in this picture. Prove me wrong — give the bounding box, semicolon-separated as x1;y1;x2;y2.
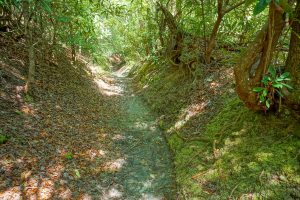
285;0;300;109
157;2;184;65
234;3;285;110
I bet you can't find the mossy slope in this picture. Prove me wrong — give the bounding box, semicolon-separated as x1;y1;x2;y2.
170;98;300;199
131;62;300;199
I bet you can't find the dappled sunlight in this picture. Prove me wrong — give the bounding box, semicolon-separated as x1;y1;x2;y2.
113;65;131;77
84;149;106;160
167;102;208;133
37;179;55;199
78;193;93;200
24;177;54;199
256;152;273;162
57;186;72;199
209;81;221;89
141;193;164;200
134;121;149;129
101;185;123;199
86;60;125;96
112;134;126;140
46;163;65;181
0;186;22;200
20;105;36;115
94;78;124;96
102;158;126;172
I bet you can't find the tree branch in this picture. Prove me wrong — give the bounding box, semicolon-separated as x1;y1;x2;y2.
223;0;246;14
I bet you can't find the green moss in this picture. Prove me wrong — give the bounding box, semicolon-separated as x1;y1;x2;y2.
173;97;300;199
133;61;300;199
168;133;184;152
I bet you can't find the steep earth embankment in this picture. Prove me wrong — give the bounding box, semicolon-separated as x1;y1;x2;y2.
131;60;300;199
0;37;175;199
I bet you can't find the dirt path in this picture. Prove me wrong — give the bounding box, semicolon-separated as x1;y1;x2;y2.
96;70;175;199
0;56;175;199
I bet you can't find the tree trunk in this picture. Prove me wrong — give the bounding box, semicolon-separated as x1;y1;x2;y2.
23;1;35;93
285;0;300;109
204;14;222;64
234;3;285;110
204;0;246;64
26;42;35;93
158;2;183;65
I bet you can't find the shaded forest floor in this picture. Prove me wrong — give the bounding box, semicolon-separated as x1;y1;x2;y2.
0;37;175;199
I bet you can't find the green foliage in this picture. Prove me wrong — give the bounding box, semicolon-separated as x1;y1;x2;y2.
0;129;8;145
0;133;8;144
24;94;34;103
64;152;74;160
253;66;292;110
253;0;271;15
15;110;23;115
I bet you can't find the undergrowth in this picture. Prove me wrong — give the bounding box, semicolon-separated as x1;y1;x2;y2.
131;61;300;199
130;62;195;128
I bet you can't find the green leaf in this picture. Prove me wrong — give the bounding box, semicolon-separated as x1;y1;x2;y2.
57;16;69;22
268;66;276;78
279;72;290;79
253;0;271;15
281;83;293;90
253;87;265;92
41;0;52;13
74;169;81;178
262;89;268;97
64;152;74;159
272;83;283;88
266;99;270;108
15;110;23;115
277;77;291;81
259;95;265;102
262;76;271;85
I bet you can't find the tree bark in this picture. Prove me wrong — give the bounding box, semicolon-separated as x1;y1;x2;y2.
204;14;223;64
23;1;36;93
204;0;245;64
285;0;300;109
234;2;285;110
157;2;183;65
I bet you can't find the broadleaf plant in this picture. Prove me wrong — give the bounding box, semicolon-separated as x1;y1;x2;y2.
253;66;292;110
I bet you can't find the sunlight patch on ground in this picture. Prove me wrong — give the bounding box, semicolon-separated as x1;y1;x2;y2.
141;193;164;200
112;134;126;140
94;79;124;96
85;59;124;96
134;121;149;129
78;193;93;200
85;149;106;160
167;102;208;133
101;185;123;200
102;158;126;172
57;186;72;199
46;163;65;180
0;187;21;200
113;66;131;77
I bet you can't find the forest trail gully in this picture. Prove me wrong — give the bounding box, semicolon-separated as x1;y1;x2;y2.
0;57;175;200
